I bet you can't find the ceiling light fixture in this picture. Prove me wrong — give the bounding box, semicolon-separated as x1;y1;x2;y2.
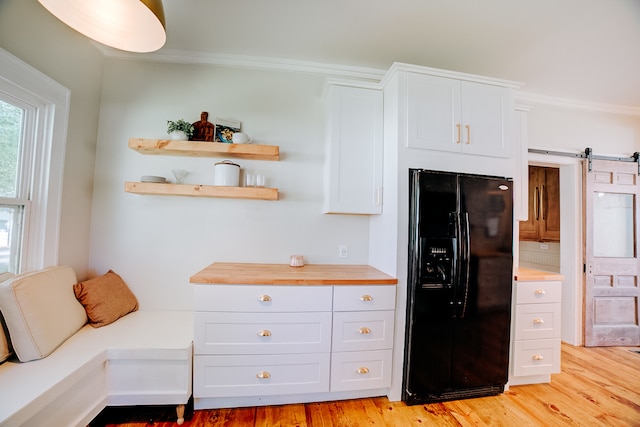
37;0;166;53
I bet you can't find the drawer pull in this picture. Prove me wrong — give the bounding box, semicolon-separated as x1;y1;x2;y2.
358;327;372;335
257;294;272;302
360;295;373;302
256;371;271;379
357;367;370;375
257;329;272;337
532;354;544;361
533;318;545;325
534;289;546;296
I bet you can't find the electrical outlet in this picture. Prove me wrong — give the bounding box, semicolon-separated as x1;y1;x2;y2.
339;245;348;258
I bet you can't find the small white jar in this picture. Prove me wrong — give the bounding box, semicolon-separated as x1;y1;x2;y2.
213;160;240;186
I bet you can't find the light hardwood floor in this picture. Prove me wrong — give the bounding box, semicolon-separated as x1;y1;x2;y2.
94;343;640;426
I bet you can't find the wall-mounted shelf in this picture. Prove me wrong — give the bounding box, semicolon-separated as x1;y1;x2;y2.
125;182;278;200
128;138;280;161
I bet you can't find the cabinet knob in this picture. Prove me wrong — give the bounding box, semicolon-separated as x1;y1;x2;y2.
533;318;545;325
456;123;461;144
257;294;272;302
465;124;471;145
360;295;373;302
357;367;370;375
257;329;272;337
256;371;271;379
532;354;544;361
358;327;372;335
534;289;546;296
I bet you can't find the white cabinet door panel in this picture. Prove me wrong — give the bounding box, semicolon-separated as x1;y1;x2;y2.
407;73;460;152
332;310;394;352
515;302;561;340
330;349;392;392
194;353;330;397
194;285;332;312
333;285;396;311
194;311;332;355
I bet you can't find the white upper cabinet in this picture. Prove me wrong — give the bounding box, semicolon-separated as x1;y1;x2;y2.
407;72;513;158
323;82;383;214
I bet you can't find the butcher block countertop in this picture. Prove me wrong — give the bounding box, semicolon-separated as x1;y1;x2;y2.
190;262;398;285
515;267;564;282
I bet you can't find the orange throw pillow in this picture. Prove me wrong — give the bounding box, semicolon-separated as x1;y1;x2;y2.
73;270;139;328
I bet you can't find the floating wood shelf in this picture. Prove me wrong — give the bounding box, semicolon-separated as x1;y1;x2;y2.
125;182;279;200
128;138;279;161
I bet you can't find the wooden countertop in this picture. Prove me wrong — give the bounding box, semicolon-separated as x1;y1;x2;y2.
190;262;398;285
515;267;564;282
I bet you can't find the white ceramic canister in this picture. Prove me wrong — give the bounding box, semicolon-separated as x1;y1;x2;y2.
213;160;240;186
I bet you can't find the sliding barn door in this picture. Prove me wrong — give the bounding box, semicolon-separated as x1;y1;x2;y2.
583;159;639;347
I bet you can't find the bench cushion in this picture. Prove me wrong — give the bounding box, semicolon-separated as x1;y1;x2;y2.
0;266;87;361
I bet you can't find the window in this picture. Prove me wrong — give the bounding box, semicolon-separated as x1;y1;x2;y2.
0;98;29;272
0;48;70;273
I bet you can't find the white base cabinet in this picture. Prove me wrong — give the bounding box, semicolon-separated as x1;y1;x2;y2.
193;284;395;409
509;280;562;385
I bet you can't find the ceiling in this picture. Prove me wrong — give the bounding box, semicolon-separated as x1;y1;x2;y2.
134;0;640;109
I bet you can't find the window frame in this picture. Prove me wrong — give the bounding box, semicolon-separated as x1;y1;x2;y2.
0;47;69;272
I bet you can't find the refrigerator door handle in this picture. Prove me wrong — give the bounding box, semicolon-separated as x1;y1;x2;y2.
458;212;471;318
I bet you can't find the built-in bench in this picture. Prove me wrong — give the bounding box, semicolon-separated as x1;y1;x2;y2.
0;267;193;426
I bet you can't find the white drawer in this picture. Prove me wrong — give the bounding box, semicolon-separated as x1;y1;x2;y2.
194;353;330;397
515;303;561;340
193;285;333;312
332;310;394;352
330;349;392;392
333;285;396;311
516;281;561;304
513;338;561;377
194;311;332;355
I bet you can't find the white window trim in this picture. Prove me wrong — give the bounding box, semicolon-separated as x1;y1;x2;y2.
0;48;70;271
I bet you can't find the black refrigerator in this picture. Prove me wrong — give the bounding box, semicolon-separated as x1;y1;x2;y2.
403;169;513;404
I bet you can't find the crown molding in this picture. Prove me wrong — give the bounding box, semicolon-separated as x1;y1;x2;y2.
98;45;386;81
514;91;640;117
96;45;640;116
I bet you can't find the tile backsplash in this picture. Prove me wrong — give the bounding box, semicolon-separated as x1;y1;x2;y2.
519;241;560;273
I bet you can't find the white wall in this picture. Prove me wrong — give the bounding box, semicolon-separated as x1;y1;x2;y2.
89;60;372;310
0;0;104;279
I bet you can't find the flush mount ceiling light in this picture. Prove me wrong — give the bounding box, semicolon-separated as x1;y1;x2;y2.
37;0;166;53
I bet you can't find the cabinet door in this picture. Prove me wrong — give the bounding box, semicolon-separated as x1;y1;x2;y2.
519;166;560;242
519;166;541;240
460;82;513;158
324;84;383;214
406;73;461;152
539;167;560;241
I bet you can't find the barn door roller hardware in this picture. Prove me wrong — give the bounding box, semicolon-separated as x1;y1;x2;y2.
528;147;640;175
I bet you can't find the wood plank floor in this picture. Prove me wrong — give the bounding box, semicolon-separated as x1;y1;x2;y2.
92;343;640;426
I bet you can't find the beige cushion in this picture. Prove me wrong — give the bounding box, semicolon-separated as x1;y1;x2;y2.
0;272;15;363
74;270;139;328
0;266;88;362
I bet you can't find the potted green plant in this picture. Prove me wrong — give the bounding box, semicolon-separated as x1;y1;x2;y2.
167;119;195;140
